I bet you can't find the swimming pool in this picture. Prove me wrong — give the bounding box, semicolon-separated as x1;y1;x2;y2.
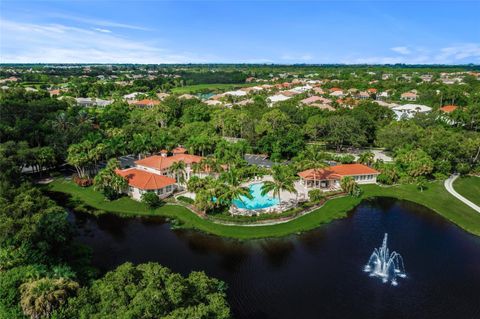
232;183;280;210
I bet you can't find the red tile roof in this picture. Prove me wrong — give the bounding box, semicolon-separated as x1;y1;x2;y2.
440;105;458;113
298;164;379;180
116;168;176;190
367;88;377;93
132;99;160;107
135;154;203;171
330;87;342;92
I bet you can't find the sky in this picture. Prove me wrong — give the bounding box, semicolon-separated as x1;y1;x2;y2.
0;0;479;64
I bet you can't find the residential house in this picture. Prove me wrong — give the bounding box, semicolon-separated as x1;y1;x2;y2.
48;89;61;96
440;105;458;113
116;148;209;201
132;99;160;108
298;164;379;190
376;91;390;101
400;92;418;101
392;104;432;119
301;96;326;105
357;91;370;100
310;103;335;111
205;100;223;106
156;92;170;100
123;92;143;100
116;168;176;201
267;94;291;105
223;90;248;97
75;97;113;107
330;90;345;98
179;94;197;100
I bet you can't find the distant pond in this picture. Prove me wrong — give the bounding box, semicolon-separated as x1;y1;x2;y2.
68;198;480;319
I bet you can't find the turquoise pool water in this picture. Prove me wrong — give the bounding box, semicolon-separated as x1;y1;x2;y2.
232;183;280;210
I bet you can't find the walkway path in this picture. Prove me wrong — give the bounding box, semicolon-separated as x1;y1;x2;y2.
444;175;480;213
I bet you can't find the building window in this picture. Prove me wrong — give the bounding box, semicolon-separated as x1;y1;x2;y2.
166;185;172;192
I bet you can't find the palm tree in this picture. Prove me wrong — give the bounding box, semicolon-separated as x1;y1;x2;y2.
261;165;297;202
52;112;70;132
20;278;79;319
218;169;253;204
340;176;358;195
170;160;186;184
130;133;150;159
358;151;375;166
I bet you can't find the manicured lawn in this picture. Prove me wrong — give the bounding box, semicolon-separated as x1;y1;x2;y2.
362;181;480;236
46;178;360;239
46;178;480;239
171;83;252;94
453;176;480;206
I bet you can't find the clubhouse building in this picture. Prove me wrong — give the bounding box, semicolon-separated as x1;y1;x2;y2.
116;147;205;201
298;164;379;190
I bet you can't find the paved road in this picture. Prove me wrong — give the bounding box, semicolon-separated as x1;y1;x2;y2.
444;174;480;213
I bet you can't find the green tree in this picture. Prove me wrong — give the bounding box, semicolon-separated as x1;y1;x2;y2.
20;277;79;319
141;192;162;209
358;151;375;166
62;262;230;319
261;165;297;201
340;176;361;197
219;169;252;204
396;148;434;178
170;160;187;185
93;159;128;200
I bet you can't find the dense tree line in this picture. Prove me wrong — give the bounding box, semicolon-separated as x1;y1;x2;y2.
0;89;232;319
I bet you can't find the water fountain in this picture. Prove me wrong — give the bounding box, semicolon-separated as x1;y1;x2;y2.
364;233;406;286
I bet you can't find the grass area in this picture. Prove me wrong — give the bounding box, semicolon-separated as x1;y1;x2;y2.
46;179;360;239
45;178;480;239
361;181;480;236
453;176;480;206
171;83;252;94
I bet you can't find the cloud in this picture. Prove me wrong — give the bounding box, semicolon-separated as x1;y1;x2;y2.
280;53;313;62
434;43;480;62
345;43;480;64
49;13;152;31
0;19;214;63
391;46;411;55
93;28;112;33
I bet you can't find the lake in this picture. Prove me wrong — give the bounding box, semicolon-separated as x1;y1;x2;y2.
68;198;480;319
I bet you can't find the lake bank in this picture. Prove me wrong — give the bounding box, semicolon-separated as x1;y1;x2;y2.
45;178;480;239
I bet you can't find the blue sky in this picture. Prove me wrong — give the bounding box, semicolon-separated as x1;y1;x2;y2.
1;1;479;64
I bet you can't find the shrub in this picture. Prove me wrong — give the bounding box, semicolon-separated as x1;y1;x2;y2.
73;175;92;187
456;162;471;175
177;196;194;204
141;192;162;209
308;189;324;202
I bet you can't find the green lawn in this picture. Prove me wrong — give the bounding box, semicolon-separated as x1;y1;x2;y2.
45;178;480;239
361;181;480;236
171;83;252;94
453;176;480;206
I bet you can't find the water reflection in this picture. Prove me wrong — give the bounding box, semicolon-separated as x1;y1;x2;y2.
69;198;480;319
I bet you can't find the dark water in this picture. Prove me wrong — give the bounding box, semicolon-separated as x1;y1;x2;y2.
69;198;480;319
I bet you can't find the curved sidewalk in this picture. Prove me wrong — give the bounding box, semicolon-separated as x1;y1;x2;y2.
444;175;480;213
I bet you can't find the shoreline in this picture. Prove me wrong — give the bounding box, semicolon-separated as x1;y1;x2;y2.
44;178;480;239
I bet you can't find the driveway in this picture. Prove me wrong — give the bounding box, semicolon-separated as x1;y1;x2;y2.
444;174;480;213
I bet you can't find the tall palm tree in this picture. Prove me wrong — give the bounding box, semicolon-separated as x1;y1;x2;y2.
170;160;186;184
261;166;297;202
218;169;253;204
